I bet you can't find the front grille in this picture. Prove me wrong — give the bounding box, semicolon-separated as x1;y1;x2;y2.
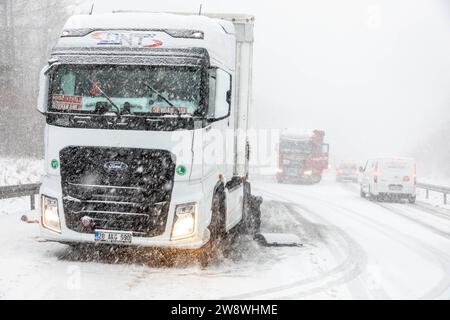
60;146;176;237
284;159;305;168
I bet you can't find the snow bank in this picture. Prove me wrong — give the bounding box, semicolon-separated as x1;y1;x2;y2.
0;158;44;186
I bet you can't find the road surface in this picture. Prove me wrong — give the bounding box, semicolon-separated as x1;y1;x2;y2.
1;176;450;299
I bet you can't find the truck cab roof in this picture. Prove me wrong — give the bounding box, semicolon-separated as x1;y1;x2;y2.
280;129;325;141
54;12;254;70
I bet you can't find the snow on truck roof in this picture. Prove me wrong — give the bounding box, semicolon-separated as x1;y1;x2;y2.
63;12;235;36
57;12;253;69
372;157;415;162
280;129;322;140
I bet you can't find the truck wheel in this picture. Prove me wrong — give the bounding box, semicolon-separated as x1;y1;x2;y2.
239;181;252;234
408;195;416;204
360;186;366;198
368;187;378;201
240;182;262;236
276;175;284;184
198;191;226;267
247;197;263;236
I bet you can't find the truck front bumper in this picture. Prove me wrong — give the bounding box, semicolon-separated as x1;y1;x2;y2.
39;175;212;250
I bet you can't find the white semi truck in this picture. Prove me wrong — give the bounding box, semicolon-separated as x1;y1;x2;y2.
37;11;259;258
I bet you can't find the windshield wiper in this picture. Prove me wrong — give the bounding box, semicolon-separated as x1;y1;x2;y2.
89;80;121;117
142;83;181;117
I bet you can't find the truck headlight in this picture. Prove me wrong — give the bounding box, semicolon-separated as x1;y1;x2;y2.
171;203;197;240
303;170;313;176
41;195;61;233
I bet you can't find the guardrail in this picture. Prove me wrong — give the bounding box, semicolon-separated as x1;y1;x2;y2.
0;181;449;210
0;183;41;210
416;182;450;205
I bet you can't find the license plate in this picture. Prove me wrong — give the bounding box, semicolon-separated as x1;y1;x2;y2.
389;185;403;191
95;230;132;244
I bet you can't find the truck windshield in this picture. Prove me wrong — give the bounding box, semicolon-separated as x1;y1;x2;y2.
49;65;204;116
280;140;313;154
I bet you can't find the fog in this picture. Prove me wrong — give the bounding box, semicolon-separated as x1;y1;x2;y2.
1;0;450;172
90;0;450;166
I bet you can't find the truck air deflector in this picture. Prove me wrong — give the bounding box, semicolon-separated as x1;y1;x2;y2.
50;47;210;68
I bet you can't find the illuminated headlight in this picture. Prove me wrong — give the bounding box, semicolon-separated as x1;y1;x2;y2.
41;195;61;233
303;170;313;176
171;203;197;240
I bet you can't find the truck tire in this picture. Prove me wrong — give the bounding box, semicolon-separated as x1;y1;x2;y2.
242;190;263;237
239;181;252;234
368;187;378;202
360;188;366;198
198;190;226;267
239;181;262;236
248;195;262;236
408;195;416;204
276;175;284;184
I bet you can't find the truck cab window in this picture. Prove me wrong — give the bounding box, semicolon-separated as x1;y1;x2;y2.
61;72;76;95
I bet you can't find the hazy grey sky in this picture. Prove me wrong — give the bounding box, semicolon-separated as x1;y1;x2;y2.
86;0;450;163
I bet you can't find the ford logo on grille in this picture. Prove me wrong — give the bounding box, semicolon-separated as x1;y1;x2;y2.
103;161;129;172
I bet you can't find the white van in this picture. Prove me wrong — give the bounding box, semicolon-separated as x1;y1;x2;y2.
359;157;416;203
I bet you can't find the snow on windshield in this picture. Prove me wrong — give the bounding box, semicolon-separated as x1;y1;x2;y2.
50;65;203;115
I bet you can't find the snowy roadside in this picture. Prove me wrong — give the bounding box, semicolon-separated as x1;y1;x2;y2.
0;158;44;186
0;195;345;299
251;171;450;212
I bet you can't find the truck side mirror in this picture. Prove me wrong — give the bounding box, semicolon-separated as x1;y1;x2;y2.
321;143;329;154
213;69;232;120
37;65;51;114
37;66;50;113
359;166;364;173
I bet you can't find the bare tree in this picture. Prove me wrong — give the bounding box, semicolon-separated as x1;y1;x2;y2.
0;0;77;158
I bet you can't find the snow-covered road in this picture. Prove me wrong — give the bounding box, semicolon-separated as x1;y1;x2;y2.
1;176;450;300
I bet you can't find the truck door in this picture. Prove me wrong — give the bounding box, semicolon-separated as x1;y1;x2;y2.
204;68;242;228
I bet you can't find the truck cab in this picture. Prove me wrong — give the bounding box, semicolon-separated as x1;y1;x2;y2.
37;12;255;251
276;129;329;184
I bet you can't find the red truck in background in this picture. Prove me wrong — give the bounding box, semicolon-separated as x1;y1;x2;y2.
276;129;330;184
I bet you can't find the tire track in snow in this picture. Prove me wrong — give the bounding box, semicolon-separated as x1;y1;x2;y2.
337;202;450;300
375;202;450;240
299;182;450;299
223;188;370;300
412;202;450;222
340;181;450;224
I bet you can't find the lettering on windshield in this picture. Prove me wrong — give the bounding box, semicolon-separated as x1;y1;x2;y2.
151;107;188;114
52;94;82;111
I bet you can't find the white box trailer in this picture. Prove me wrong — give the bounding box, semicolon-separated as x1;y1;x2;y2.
37;11;258;257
